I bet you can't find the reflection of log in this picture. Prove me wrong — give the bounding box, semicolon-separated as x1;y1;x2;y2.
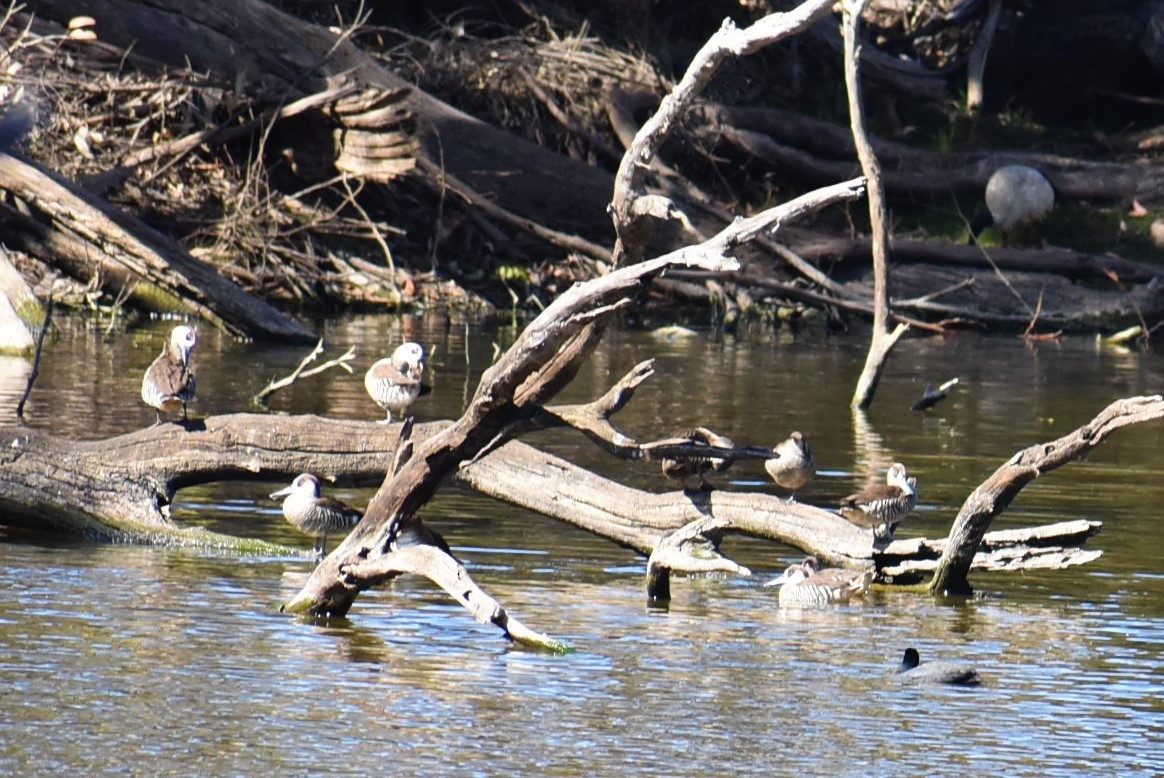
0;152;315;342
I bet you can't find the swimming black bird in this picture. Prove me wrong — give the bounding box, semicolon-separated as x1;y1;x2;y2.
896;647;982;686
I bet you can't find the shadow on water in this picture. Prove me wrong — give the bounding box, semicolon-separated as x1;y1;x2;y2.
1;317;1163;774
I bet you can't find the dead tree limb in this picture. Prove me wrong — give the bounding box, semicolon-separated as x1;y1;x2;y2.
280;174;865;637
0;152;316;342
845;0;908;409
252;339;356;405
646;515;750;603
609;0;836;266
930;395;1164;595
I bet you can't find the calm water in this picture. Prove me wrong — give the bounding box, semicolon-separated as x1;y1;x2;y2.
1;314;1162;776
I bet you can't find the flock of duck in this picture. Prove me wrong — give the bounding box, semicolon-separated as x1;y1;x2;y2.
140;324;427;556
140;324;978;685
660;426;919;598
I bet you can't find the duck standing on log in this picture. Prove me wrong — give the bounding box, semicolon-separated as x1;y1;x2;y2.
838;462;918;541
270;473;362;560
141;324;197;426
660;426;735;491
764;431;815;500
364;341;428;423
764;556;872;606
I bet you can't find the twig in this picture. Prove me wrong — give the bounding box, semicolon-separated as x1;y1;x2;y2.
415;157;612;265
252;339;355;404
340;175;400;300
1021;286;1046;339
15;294;53;424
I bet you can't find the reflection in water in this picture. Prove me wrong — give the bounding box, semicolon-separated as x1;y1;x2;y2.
1;320;1163;774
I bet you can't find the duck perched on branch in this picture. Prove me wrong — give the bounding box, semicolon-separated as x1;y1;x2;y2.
141;324;197;425
659;426;735;491
839;462;918;541
364;341;428;423
764;431;815;500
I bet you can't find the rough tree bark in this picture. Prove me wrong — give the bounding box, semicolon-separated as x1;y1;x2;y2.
0;152;316;342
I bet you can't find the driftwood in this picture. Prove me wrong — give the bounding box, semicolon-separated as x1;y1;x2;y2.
16;0;1160;339
280;176;864;639
0;151;315;342
1;393;1141;599
843;0;908;409
702;103;1163;203
608;0;835;266
0;247;39;353
930;395;1164;594
6;1;1158;650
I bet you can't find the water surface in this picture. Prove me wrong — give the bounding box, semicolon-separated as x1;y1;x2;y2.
1;316;1161;775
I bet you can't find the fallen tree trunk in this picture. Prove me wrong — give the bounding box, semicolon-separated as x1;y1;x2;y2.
0;152;316;342
704;103;1163;202
28;0;621;246
0;408;1120;590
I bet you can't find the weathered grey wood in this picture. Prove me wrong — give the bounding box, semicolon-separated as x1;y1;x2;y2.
281;238;746;628
930;396;1164;594
0;248;37;354
0;153;315;342
844;0;907;410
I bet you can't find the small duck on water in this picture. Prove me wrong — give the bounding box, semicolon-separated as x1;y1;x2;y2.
270;473;362;559
895;647;982;687
141;324;197;425
764;556;873;607
838;462;918;541
364;341;428;423
764;431;815;500
660;426;735;491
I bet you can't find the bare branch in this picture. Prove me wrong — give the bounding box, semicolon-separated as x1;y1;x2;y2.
930;395;1164;594
252;339;356;404
609;0;836;265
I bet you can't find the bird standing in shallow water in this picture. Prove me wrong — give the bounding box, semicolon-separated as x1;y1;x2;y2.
839;462;918;541
764;556;872;606
364;341;427;423
764;431;815;500
896;647;982;686
269;473;362;560
660;426;735;491
141;324;197;425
